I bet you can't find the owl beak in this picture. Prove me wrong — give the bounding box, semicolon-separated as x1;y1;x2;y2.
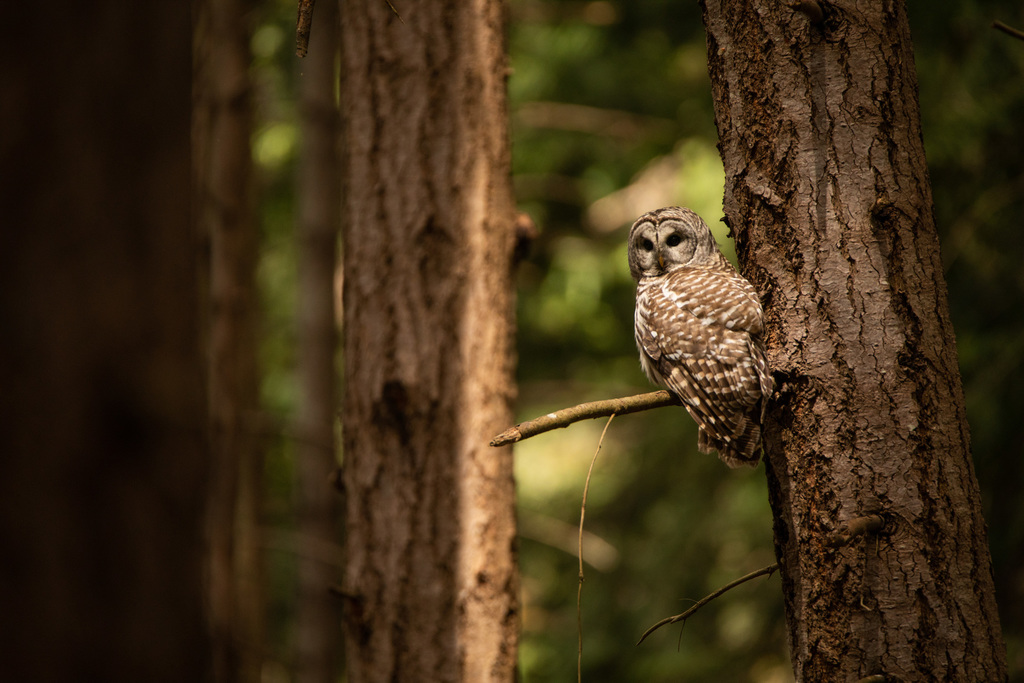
657;251;665;270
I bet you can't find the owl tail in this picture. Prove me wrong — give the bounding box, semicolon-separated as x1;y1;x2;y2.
697;416;763;468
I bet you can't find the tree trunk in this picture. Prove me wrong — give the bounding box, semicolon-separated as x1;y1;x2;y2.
194;0;264;680
295;1;342;681
699;0;1006;680
0;2;208;681
339;1;520;681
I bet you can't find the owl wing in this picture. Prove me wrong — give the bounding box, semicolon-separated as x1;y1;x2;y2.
636;267;768;465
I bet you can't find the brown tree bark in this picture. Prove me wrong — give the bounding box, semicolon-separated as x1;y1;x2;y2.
194;0;264;680
700;0;1007;680
295;1;342;681
0;2;208;681
339;1;520;681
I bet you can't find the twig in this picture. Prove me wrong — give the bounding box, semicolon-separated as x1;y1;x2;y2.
637;563;779;645
296;0;404;57
519;512;619;571
578;415;616;683
383;0;403;22
827;514;884;548
489;391;681;447
993;20;1024;42
295;0;316;57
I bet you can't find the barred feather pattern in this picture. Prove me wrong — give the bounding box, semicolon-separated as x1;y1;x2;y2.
628;207;772;467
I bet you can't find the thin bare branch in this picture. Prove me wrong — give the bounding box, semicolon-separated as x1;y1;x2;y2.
993;20;1024;42
519;512;619;571
384;0;404;22
637;563;779;645
489;391;681;447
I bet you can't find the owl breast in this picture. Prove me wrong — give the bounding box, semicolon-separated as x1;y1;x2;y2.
634;266;772;467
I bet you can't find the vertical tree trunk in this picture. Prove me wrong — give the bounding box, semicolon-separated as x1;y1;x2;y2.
295;1;342;681
0;2;208;681
700;0;1006;679
339;1;520;681
195;0;264;680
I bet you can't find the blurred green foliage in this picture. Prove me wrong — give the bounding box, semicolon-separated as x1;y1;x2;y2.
247;0;1024;679
910;0;1024;676
509;2;786;679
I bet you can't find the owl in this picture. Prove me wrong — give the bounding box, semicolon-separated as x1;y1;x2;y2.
628;206;773;467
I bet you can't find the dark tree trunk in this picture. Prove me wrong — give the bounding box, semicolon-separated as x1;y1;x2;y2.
295;0;342;681
194;0;264;680
699;0;1006;680
0;2;208;681
339;1;520;680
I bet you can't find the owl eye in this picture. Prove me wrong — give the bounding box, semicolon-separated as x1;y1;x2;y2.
641;238;655;251
665;234;682;247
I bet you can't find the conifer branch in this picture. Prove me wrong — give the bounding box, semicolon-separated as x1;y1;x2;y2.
489;391;681;447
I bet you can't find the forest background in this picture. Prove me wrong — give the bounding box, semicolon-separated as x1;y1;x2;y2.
227;0;1024;680
239;0;1024;680
3;0;1018;681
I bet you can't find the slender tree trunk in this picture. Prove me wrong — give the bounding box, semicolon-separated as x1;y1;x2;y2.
295;1;342;681
0;2;207;681
195;0;264;680
339;1;520;680
699;0;1006;680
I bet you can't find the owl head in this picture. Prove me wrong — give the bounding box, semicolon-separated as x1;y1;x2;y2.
627;206;722;282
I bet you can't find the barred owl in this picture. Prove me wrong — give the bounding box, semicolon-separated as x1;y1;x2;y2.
628;206;773;467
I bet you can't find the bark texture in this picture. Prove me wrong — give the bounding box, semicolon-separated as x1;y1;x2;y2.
295;0;342;680
0;2;207;680
339;1;520;681
700;0;1007;680
194;0;264;680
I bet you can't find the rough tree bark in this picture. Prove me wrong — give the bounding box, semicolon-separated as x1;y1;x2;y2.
0;2;207;681
194;0;264;680
699;0;1007;679
339;1;520;681
295;1;342;680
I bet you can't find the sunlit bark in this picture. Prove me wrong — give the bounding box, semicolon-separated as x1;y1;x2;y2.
339;1;520;680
